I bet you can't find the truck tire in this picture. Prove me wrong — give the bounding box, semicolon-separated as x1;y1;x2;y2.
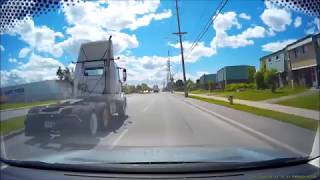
86;112;98;136
99;107;112;131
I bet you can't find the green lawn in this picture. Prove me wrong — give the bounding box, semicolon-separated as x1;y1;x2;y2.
190;87;306;101
0;100;57;110
276;92;320;111
0;116;25;136
190;95;318;131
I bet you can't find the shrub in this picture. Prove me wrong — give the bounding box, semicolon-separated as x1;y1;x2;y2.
226;83;255;91
255;71;265;89
264;69;278;92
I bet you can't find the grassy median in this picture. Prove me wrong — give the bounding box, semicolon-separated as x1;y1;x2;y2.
0;116;25;136
0;100;57;110
190;95;318;131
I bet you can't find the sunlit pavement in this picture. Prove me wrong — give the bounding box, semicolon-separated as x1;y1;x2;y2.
1;93;316;160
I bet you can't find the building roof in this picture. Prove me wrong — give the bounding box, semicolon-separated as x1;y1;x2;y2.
286;33;319;48
260;33;320;61
260;48;285;61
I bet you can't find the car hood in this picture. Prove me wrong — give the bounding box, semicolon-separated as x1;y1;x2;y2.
23;146;299;164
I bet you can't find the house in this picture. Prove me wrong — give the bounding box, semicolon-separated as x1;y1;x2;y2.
260;49;288;87
286;33;320;88
199;74;216;89
259;33;320;88
0;80;72;103
216;65;256;89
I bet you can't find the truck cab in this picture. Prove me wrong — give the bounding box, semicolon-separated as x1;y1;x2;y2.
25;37;127;137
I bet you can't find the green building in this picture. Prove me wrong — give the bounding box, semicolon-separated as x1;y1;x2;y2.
216;65;256;89
199;74;216;89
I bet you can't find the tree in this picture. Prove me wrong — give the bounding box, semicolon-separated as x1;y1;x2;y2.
186;79;196;91
56;66;64;80
141;83;150;91
207;80;214;92
264;69;278;93
63;67;72;82
248;67;256;83
136;85;142;93
255;71;265;89
123;85;136;94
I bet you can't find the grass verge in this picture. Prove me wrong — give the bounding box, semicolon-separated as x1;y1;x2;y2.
191;87;306;101
0;116;25;136
0;100;57;110
190;95;318;131
276;92;320;111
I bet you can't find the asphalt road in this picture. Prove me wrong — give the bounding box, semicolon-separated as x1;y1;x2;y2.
1;93;315;162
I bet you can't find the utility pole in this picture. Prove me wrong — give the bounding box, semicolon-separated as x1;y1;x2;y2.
167;50;171;91
173;0;188;97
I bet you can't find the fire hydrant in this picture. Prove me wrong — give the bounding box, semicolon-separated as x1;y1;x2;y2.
228;95;234;105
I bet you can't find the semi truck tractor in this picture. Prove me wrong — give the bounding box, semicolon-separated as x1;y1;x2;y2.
24;37;127;137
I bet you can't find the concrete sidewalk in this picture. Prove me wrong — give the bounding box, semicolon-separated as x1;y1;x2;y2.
187;93;319;120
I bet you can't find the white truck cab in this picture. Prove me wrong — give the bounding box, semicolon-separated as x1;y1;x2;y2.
25;37;127;137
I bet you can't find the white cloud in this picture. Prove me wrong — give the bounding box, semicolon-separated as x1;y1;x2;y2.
239;13;251;20
211;12;266;49
169;41;216;63
18;47;31;58
261;39;296;52
0;45;4;51
294;16;302;28
58;0;170;57
128;9;172;30
1;53;64;87
62;0;164;30
7;18;63;58
8;58;17;63
260;4;292;32
213;12;241;32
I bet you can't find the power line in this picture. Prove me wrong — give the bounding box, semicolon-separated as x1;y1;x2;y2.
186;0;229;58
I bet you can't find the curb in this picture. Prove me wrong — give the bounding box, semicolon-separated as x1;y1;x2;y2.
184;99;306;156
1;128;25;140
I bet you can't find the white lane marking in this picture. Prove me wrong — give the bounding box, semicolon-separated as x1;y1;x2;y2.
184;100;306;156
109;129;129;150
143;98;155;112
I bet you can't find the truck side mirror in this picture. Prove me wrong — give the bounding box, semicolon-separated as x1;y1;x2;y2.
123;68;127;82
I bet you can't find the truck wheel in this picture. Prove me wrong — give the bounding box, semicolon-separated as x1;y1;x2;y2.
100;108;111;131
87;113;98;136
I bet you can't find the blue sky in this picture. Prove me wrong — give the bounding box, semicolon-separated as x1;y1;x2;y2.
0;0;319;87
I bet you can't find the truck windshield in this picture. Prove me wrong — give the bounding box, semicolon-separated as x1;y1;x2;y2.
84;67;104;76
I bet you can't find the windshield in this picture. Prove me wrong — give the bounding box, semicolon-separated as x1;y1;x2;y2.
0;0;319;170
84;67;104;76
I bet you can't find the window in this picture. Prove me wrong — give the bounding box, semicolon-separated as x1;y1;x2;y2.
294;49;297;57
268;58;271;62
84;67;104;76
301;46;305;54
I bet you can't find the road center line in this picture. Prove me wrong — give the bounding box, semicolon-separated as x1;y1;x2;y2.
109;129;129;150
183;99;306;156
142;98;155;112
